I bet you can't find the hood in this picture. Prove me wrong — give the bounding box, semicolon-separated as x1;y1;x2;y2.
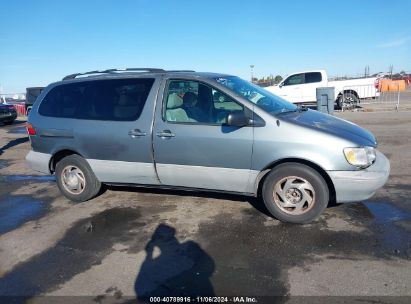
0;103;15;109
278;109;377;147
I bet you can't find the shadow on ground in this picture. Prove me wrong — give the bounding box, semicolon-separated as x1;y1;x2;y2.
0;208;216;302
0;208;145;300
135;224;215;299
0;137;29;156
106;185;273;218
0;197;410;300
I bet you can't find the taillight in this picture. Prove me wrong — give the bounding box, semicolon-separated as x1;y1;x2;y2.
374;79;380;89
26;122;36;136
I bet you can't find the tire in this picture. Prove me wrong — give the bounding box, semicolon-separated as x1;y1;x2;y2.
338;92;359;110
262;163;329;224
55;154;101;202
3;120;14;125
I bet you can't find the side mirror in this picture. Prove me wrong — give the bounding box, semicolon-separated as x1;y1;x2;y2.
226;111;251;127
279;83;284;88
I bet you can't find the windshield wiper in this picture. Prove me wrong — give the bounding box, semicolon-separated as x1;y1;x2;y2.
276;105;308;115
276;109;299;115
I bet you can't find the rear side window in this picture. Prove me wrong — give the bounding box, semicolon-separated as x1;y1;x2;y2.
39;78;154;121
304;72;322;84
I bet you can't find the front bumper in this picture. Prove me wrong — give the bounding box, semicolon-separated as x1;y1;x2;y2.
0;112;17;122
327;150;390;203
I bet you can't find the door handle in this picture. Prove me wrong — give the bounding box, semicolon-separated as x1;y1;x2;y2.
156;130;175;138
128;129;147;138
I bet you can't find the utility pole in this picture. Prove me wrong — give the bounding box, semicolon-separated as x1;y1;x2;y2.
364;65;369;77
389;65;393;79
250;65;254;83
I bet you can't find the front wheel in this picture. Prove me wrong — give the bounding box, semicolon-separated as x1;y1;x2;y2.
55;154;101;202
262;163;329;224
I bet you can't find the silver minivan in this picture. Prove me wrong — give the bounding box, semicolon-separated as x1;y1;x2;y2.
26;69;390;223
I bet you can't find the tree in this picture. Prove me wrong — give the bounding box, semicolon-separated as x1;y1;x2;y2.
274;75;283;84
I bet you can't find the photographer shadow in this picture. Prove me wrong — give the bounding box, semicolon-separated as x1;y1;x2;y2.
135;224;215;300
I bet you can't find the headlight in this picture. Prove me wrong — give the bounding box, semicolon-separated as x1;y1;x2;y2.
344;147;376;168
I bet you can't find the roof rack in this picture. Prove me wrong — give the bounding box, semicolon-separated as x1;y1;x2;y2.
62;68;166;80
166;70;196;72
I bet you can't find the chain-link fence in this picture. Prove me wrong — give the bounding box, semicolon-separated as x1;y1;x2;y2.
340;80;406;111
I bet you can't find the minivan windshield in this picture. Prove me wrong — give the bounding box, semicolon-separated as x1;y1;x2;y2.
213;76;298;115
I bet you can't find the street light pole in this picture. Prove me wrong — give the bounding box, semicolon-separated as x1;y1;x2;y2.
0;84;4;104
250;65;254;83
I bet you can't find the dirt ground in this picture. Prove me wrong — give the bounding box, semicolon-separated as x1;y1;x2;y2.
0;110;411;302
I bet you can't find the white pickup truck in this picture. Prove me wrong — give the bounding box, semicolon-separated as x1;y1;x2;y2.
265;70;379;109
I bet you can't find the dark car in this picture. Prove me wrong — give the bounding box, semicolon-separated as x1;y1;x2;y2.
0;103;17;125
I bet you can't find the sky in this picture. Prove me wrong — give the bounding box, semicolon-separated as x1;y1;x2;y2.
1;0;410;93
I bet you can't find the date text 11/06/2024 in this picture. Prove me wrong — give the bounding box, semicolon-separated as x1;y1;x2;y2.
149;296;258;303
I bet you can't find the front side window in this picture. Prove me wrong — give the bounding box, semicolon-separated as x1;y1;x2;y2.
164;80;243;124
283;74;304;86
214;76;297;115
39;78;154;121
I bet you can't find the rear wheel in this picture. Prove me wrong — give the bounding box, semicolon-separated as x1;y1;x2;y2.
338;92;359;110
262;163;329;224
55;154;101;202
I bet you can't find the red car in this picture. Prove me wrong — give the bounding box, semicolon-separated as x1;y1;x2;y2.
392;74;411;85
402;75;411;85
